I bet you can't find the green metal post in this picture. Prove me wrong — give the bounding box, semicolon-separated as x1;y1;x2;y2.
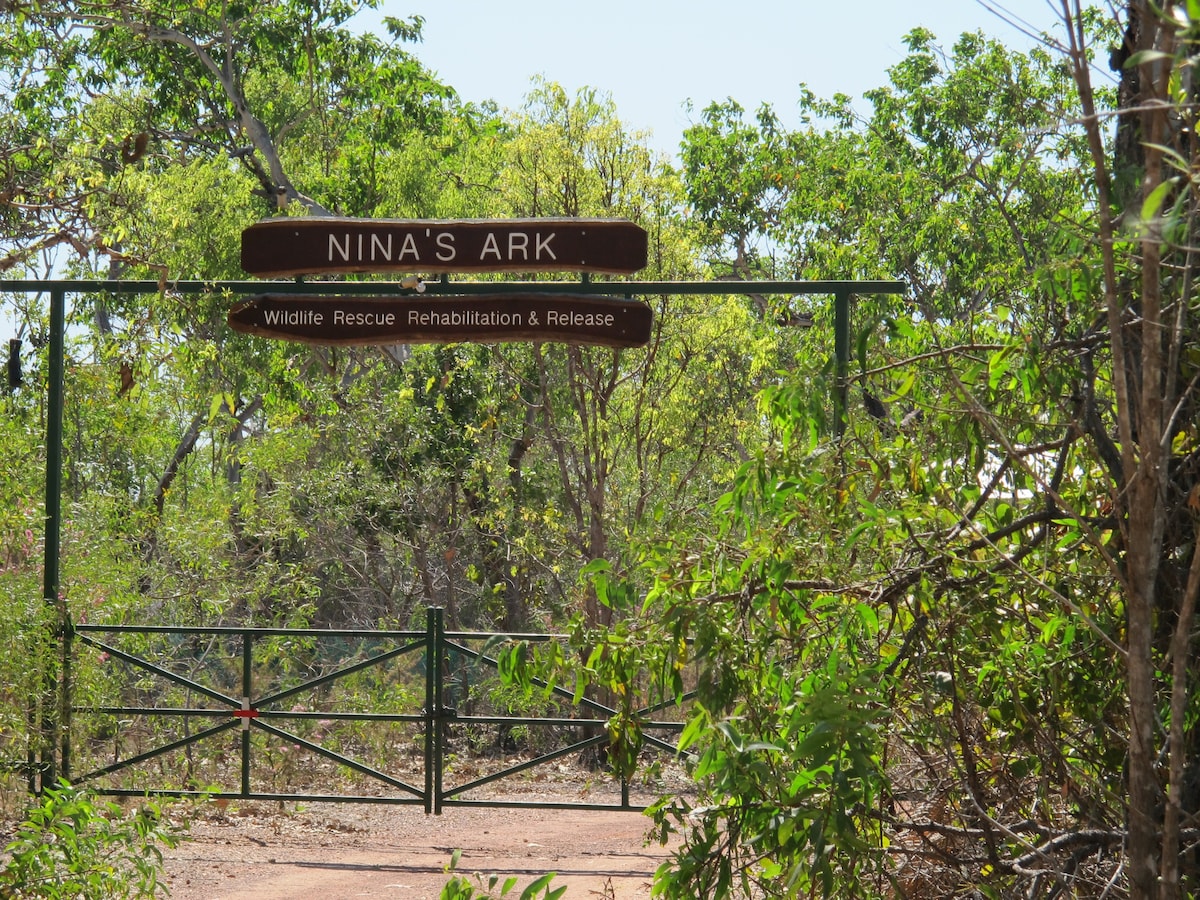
433;607;445;815
834;290;851;437
424;607;436;814
44;287;65;612
241;632;253;796
41;286;66;789
60;621;72;782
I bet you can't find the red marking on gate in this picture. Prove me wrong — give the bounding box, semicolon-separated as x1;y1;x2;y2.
235;699;258;729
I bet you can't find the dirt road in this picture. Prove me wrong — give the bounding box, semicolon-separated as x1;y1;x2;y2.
161;801;675;899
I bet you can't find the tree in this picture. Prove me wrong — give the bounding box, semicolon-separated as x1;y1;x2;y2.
1;0;457;277
1060;2;1200;895
490;80;782;630
680;99;790;284
550;13;1200;897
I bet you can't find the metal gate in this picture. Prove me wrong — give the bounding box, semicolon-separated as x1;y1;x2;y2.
6;274;905;809
61;607;687;813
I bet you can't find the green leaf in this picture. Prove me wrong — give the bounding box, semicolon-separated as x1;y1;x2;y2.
1141;177;1176;221
677;714;706;753
743;740;784;753
519;872;557;900
884;371;916;402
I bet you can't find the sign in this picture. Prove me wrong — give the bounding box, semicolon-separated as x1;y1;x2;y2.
227;294;654;349
240;217;649;278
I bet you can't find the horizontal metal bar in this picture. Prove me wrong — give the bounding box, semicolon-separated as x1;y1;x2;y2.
77;708;684;731
77;707;427;723
443;631;562;642
1;278;905;297
256;710;424;723
443;798;648;812
448;715;684;731
100;789;428;805
81;707;240;718
74;623;425;639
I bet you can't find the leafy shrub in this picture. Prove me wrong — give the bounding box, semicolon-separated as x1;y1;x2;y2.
0;781;183;899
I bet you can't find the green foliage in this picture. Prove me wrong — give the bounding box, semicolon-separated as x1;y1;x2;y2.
0;781;183;899
440;850;565;900
652;676;884;897
681;99;791;273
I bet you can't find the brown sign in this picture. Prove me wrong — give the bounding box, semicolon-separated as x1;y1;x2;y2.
240;217;649;278
227;294;653;348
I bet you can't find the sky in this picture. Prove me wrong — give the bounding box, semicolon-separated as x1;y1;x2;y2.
373;0;1067;158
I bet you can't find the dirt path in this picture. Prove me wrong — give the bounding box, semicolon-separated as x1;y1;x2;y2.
162;801;675;899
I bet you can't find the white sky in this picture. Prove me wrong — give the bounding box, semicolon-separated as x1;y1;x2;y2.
377;0;1067;157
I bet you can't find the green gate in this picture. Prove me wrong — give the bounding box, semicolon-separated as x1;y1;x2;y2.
63;607;687;812
3;275;906;808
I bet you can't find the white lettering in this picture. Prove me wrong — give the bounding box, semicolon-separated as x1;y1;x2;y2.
329;234;351;262
334;309;396;326
508;232;529;260
370;234;392;262
264;308;324;325
547;309;615;328
398;233;420;260
407;308;523;326
479;232;502;260
536;232;556;259
436;232;456;261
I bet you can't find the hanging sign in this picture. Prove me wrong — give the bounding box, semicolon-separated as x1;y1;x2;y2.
240;217;649;278
227;293;653;349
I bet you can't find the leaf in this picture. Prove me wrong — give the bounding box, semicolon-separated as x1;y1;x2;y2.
855;602;879;633
1123;48;1174;68
1141;177;1176;221
743;740;784;753
519;872;557;900
884;371;916;402
207;392;227;423
677;714;706;753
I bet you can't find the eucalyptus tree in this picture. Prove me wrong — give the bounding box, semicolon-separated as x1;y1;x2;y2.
0;0;456;270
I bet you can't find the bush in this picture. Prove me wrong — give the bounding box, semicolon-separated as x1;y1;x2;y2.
0;781;183;899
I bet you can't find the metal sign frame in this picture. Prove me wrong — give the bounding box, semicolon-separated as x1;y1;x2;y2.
0;275;905;790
